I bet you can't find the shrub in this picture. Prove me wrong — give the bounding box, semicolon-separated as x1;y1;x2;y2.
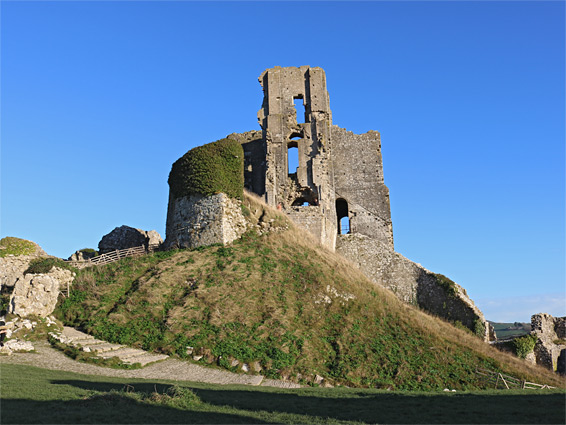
0;237;37;257
25;258;77;275
433;273;458;297
513;334;537;359
168;138;244;200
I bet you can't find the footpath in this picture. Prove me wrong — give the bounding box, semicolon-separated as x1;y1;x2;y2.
0;326;300;389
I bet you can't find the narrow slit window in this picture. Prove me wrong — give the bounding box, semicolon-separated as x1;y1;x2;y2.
294;97;305;124
288;145;299;175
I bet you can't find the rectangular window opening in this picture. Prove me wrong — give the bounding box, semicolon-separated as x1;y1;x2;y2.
294;97;306;124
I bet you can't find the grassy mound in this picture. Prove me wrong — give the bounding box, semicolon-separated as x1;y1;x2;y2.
55;194;563;390
168;138;244;200
0;237;41;257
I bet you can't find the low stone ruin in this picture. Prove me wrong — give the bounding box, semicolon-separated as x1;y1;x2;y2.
67;249;97;262
98;225;163;254
9;267;75;318
530;313;566;375
0;241;75;319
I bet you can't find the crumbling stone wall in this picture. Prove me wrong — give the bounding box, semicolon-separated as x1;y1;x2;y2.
9;267;75;317
98;225;163;254
331;126;394;249
227;131;265;197
164;193;247;250
530;313;566;374
257;66;337;250
336;233;493;340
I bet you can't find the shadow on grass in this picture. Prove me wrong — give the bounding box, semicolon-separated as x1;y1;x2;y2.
43;379;566;425
1;391;268;424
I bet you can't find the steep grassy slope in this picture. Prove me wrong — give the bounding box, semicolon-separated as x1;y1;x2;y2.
55;194;563;390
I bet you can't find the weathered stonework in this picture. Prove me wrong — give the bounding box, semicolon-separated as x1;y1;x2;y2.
98;225;163;254
0;256;38;292
9;267;75;317
331;126;393;249
164;193;248;250
335;233;493;339
256;66;337;251
531;313;566;374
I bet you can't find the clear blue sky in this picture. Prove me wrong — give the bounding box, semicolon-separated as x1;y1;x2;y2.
1;1;564;322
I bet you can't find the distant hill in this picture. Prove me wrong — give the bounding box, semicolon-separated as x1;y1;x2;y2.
54;193;562;390
489;321;531;340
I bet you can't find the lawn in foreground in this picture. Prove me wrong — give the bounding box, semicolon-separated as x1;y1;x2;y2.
1;364;564;424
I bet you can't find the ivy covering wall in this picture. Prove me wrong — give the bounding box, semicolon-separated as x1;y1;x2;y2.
168;138;244;200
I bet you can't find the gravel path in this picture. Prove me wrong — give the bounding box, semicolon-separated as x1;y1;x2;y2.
0;341;300;388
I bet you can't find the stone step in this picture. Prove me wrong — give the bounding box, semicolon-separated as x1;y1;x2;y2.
61;326;168;367
97;347;146;359
68;337;106;346
80;342;124;353
122;352;169;367
62;327;93;339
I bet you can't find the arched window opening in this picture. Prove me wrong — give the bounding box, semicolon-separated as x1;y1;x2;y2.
336;198;350;234
288;142;298;176
294;96;305;124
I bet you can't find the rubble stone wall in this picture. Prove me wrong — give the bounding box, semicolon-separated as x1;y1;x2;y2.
531;313;566;374
336;233;493;340
164;193;247;250
331;126;394;249
9;267;75;317
257;66;337;251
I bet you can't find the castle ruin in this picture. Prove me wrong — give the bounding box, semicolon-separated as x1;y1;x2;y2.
165;66;494;341
230;66;393;253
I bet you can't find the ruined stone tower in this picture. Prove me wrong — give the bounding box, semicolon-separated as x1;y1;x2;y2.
258;66;337;250
234;66;394;252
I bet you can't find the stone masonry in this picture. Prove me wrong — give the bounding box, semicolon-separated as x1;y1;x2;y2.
530;313;566;374
164;193;248;250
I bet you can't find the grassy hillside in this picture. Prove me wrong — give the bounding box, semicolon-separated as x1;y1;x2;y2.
55;193;563;390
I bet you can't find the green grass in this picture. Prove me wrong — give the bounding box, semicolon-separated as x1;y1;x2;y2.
0;237;38;257
1;364;564;424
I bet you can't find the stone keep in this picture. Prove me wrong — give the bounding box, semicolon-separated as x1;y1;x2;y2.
233;66;393;252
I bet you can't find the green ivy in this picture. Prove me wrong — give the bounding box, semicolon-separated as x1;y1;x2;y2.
168;138;244;200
